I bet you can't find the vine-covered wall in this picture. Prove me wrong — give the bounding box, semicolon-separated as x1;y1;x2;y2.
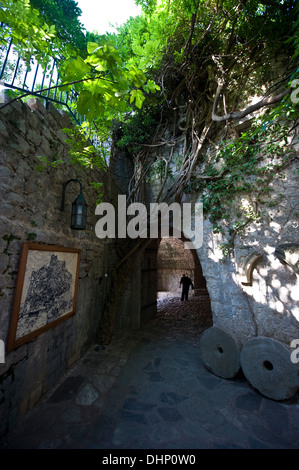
146;123;299;347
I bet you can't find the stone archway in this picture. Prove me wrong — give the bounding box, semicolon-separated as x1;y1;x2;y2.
155;236;213;336
157;237;207;299
139;236;213;333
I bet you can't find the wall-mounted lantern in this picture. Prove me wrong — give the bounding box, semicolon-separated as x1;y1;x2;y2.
60;179;87;230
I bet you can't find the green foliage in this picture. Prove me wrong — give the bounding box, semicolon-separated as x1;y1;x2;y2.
62;127;108;171
0;1;160;139
26;232;37;240
59;41;160;129
131;0;295;77
0;0;87;62
0;0;60;66
90;182;104;204
30;0;87;54
114;105;161;153
2;234;21;254
34;154;65;171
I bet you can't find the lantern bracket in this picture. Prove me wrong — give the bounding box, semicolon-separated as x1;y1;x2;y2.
60;179;83;212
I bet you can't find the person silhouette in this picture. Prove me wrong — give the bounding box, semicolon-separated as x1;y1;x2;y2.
179;274;193;301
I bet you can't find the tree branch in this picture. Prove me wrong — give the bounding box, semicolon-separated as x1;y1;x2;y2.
212;81;291;122
183;12;198;56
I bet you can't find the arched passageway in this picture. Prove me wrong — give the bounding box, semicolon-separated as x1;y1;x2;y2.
157;237;207;299
156;237;213;338
139;236;213;337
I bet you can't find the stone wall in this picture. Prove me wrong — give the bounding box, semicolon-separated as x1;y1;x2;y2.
0;97;107;437
186;154;299;347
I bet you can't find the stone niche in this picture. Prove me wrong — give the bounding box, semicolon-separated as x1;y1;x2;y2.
0;98;108;437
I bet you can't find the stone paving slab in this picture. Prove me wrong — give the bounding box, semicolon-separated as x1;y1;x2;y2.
1;319;299;450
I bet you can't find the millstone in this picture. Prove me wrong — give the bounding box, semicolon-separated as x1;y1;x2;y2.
240;336;299;401
199;326;241;378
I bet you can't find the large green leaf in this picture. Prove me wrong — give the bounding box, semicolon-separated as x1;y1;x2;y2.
130;89;145;109
77;90;98;120
87;42;101;54
63;57;90;82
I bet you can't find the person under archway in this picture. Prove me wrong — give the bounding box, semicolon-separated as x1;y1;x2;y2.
179;274;193;301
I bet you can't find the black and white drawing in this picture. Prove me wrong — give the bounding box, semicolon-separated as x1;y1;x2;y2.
7;243;81;352
17;253;74;339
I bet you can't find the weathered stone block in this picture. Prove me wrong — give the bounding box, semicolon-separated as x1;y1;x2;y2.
27;98;48;116
0;120;9;138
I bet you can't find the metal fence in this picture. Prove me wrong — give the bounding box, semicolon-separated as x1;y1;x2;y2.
0;23;83;124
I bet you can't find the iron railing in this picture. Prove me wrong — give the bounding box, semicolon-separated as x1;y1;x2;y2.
0;23;83;124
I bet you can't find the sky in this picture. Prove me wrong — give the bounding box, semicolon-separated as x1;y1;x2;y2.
75;0;142;34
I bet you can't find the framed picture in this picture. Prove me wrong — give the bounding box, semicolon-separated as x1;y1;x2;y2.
6;243;81;352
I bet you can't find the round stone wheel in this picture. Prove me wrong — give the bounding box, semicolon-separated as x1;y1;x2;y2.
199;326;241;379
240;336;299;401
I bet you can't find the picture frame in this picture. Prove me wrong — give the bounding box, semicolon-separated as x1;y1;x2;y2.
6;243;81;352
